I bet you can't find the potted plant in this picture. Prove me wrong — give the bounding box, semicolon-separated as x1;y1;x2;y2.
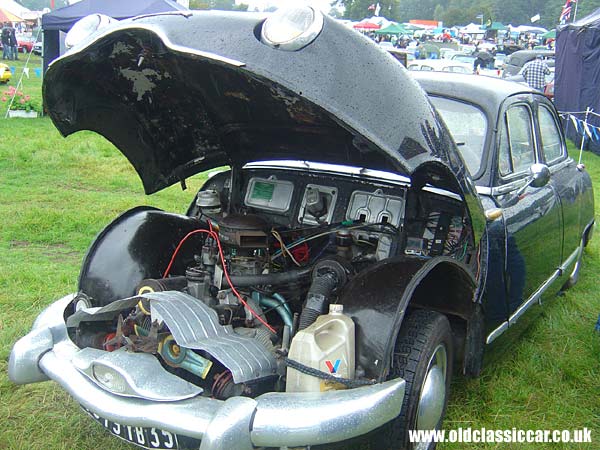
2;86;40;118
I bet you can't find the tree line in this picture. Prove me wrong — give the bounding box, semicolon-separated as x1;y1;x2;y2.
335;0;597;29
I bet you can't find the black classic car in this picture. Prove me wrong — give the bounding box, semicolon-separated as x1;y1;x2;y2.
9;7;594;450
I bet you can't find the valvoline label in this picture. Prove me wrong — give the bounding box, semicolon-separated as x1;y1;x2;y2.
325;359;341;374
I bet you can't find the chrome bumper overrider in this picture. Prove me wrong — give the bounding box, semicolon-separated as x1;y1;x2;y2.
9;295;406;449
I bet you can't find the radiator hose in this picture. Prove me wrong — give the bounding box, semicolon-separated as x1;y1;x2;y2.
298;259;348;330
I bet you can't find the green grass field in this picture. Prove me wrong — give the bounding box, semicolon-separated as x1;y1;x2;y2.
0;60;599;449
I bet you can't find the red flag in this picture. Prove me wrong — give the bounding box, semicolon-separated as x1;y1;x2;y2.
51;0;55;9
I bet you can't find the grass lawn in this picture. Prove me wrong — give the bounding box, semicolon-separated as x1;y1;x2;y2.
1;53;44;117
0;64;599;449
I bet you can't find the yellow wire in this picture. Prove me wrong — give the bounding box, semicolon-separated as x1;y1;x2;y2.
271;230;302;266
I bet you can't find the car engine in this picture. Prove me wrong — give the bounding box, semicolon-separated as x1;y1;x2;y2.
68;165;474;399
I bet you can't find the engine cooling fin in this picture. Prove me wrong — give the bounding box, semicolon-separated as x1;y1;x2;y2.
143;291;277;383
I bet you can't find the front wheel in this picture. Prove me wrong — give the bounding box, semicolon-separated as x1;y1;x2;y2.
378;309;453;450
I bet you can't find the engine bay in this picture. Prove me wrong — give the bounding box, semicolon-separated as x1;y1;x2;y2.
68;163;475;400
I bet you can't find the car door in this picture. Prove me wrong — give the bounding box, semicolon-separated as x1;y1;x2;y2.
494;100;562;319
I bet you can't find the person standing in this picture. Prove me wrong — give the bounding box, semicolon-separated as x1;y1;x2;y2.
9;25;18;60
1;23;11;60
521;55;550;91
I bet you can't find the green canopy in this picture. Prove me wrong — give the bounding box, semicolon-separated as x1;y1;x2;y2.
484;22;507;31
374;23;407;35
542;29;556;39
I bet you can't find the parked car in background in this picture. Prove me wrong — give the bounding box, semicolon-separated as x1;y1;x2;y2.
0;62;11;83
502;49;554;78
439;47;459;59
378;40;394;50
450;52;476;65
407;58;472;73
17;35;36;53
32;41;42;56
9;8;594;450
387;47;414;67
494;52;507;70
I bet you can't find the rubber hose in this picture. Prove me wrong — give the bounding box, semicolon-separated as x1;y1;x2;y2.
223;266;312;287
259;297;294;329
272;292;293;317
298;271;339;330
298;307;321;331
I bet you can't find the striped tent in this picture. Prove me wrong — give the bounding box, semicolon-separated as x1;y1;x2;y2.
0;7;23;22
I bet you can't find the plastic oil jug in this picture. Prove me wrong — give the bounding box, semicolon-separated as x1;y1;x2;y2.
286;304;355;392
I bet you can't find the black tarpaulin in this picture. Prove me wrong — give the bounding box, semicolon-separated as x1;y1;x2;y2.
555;8;600;152
42;0;187;31
40;0;187;78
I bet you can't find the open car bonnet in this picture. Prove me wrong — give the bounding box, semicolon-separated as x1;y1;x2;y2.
43;9;484;237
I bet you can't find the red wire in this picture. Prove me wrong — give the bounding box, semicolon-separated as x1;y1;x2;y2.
163;229;210;278
162;226;276;334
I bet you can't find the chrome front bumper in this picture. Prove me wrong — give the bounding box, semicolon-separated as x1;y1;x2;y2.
9;295;406;449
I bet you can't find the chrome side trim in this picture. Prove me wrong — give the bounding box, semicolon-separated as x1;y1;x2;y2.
476;179;527;197
509;270;560;325
485;245;582;344
485;321;508;345
476;186;492;196
559;245;582;274
245;160;412;185
478;158;573;198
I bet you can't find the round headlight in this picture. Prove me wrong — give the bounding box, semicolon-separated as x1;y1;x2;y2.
261;6;324;51
65;14;115;49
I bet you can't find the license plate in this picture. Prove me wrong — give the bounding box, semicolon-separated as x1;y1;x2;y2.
82;406;199;449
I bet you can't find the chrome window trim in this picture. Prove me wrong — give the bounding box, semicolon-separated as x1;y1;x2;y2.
476;178;530;197
548;157;573;174
498;102;538;180
477;158;572;198
538;103;566;165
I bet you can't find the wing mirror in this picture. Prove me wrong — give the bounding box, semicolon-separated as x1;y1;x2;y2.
529;163;551;188
513;163;550;198
499;164;551;210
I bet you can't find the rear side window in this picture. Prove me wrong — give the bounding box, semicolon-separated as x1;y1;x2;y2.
429;96;487;176
538;105;563;163
498;105;535;176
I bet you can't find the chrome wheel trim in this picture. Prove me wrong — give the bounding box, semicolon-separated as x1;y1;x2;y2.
414;344;448;449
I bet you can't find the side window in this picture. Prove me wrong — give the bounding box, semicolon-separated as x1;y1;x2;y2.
498;105;535;176
538;105;564;163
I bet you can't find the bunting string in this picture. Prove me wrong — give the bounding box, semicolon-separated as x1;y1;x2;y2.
558;110;600;142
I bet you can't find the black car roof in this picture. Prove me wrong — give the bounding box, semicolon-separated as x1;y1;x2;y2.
506;49;554;66
411;71;536;114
